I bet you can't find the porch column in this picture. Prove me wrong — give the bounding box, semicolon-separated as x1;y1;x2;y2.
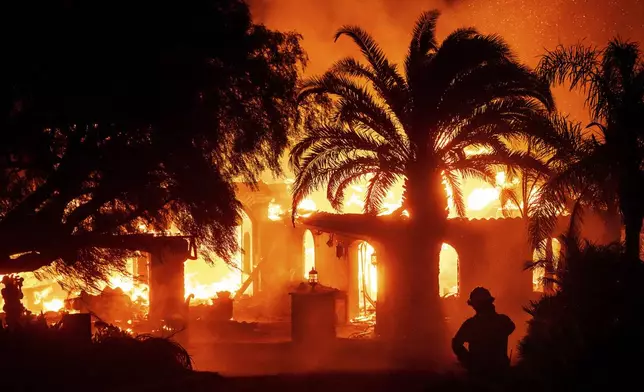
149;238;189;324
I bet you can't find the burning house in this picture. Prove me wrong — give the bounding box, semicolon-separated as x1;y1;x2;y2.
0;177;614;350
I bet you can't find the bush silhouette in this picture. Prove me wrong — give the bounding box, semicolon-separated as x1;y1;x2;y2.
0;320;192;391
518;236;644;390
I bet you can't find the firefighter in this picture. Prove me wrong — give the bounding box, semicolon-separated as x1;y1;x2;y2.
452;287;515;385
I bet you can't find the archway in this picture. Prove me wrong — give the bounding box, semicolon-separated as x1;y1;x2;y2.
303;230;315;279
184;209;254;303
357;241;377;315
439;243;460;297
532;237;561;292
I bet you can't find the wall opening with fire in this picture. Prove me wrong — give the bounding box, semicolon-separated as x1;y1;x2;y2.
532;238;561;292
439;243;459;297
355;241;459;316
303;229;315;279
357;241;377;315
184;210;254;304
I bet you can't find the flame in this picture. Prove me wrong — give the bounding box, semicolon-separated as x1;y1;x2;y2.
268;198;284;221
439;243;459;297
183;212;253;303
43;298;64;312
297;198;316;212
184;270;242;303
357;242;377;313
104;269;149;306
303;230;315;279
467;188;500;211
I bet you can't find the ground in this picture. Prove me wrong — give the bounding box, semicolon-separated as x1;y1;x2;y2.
116;320;469;392
117;371;466;392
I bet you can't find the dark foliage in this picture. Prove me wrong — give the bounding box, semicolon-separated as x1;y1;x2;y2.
532;39;644;260
0;320;192;391
518;237;644;390
0;0;306;286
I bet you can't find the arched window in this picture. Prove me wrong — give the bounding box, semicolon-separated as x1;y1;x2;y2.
303;230;315;279
357;241;377;314
439;243;459;297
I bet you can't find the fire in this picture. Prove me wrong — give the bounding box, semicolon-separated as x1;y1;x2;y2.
105;270;149;306
184;210;253;303
184;270;242;303
303;230;315;279
268;198;284;221
439;243;459;297
272;166;512;221
467;188;500;211
357;242;377;314
43;298;65;312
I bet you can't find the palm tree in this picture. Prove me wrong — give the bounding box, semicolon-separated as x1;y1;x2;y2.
497;118;582;293
290;10;558;354
532;39;644;261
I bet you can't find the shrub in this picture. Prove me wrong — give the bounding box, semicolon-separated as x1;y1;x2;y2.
0;321;192;391
518;236;644;390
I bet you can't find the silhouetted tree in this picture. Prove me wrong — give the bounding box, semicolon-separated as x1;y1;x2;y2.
532;39;644;261
499;116;582;220
0;0;305;286
290;10;559;353
518;236;644;390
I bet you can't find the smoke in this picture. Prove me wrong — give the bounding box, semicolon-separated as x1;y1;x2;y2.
250;0;643;189
250;0;644;118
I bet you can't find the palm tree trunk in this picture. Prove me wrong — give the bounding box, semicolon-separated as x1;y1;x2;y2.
600;205;622;244
623;213;643;261
383;169;449;363
544;237;555;294
619;176;643;261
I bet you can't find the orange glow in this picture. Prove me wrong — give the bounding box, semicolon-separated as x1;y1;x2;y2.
532;238;561;292
467;188;500;211
357;242;377;314
1;213;254;317
439;243;459;297
184;210;253;302
267;198;284;221
303;230;315;279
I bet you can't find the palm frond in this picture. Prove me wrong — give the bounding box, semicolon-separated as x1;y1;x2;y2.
333;26;407;90
297;73;405;148
443;171;466;217
325;157;380;210
329;57;410;126
537;43;600;91
364;170;399;215
499;187;522;218
437;62;554;124
408;10;440;58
